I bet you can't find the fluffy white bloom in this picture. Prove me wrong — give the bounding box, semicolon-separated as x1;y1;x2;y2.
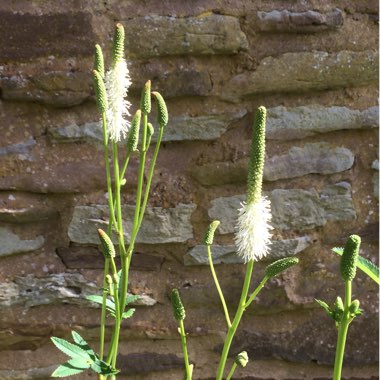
105;58;132;142
234;196;273;262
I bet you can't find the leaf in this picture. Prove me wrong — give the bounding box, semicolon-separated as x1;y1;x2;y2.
122;308;135;319
332;247;380;285
91;359;119;375
51;362;86;377
51;337;91;360
86;295;116;312
126;294;140;305
315;299;333;318
71;331;96;360
67;357;92;369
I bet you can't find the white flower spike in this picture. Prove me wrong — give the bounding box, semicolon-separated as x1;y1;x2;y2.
234;106;273;262
105;23;132;142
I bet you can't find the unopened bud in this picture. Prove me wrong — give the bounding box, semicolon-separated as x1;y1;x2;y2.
265;257;299;278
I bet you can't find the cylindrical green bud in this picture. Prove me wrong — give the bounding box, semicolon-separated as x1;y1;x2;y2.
334;296;344;312
349;299;360;314
247;106;267;204
141;80;151;114
265;257;299;278
234;351;249;368
204;220;220;245
340;235;361;282
93;70;108;113
106;274;113;286
94;44;105;79
152;91;168;128
127;110;141;152
98;229;116;258
147;122;154;137
171;288;186;322
112;23;125;63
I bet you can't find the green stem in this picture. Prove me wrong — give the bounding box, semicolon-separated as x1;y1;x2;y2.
245;276;268;309
99;258;110;360
207;245;231;328
226;363;237;380
179;319;192;380
333;281;352;380
216;260;254;380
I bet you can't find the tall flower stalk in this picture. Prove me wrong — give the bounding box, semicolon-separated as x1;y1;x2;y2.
50;23;169;378
200;107;299;380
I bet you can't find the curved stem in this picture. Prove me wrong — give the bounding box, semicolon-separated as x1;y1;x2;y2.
216;260;254;380
226;362;237;380
207;245;231;328
245;276;268;310
333;281;352;380
179;320;192;379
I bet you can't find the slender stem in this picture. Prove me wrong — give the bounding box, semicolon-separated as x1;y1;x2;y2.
99;258;110;360
207;245;231;328
216;260;254;380
119;152;131;183
179;319;192;380
333;281;352;380
245;276;268;309
226;362;237;380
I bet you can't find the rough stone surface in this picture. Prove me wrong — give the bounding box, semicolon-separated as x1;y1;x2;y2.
257;8;344;33
223;51;378;100
266;106;378;140
124;15;248;58
1;72;92;107
0;139;36;161
68;203;196;244
184;236;311;266
208;183;356;233
0;273;155;308
0;11;94;60
48;122;103;144
0;228;44;257
192;143;355;186
264;143;355;181
372;159;379;199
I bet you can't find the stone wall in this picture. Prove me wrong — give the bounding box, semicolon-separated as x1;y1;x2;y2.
0;1;378;379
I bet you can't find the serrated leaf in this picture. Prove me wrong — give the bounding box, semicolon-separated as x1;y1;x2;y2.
71;331;96;360
51;362;86;377
51;337;91;360
332;247;380;285
315;299;333;318
67;357;92;369
122;308;135;319
86;295;116;312
91;359;119;375
126;294;140;305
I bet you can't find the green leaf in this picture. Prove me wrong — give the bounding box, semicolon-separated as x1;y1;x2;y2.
51;362;86;377
126;294;140;305
91;359;119;375
122;308;135;319
67;357;92;369
315;299;333;318
71;331;96;359
51;337;91;360
86;295;116;312
332;247;380;285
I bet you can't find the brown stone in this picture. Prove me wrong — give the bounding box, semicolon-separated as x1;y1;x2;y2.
0;11;94;61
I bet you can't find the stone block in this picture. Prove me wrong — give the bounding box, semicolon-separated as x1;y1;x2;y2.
0;273;155;308
208;183;356;233
257;8;344;33
266;105;378;140
2;71;92;107
372;159;379;199
223;51;378;100
0;228;44;257
184;236;311;266
264;143;355;181
0;11;94;60
68;203;196;245
124;15;248;58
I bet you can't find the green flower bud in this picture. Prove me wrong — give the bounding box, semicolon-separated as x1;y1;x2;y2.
171;288;186;321
147;122;154;137
141;80;151;114
112;23;125;63
93;70;108;113
340;235;361;282
204;220;220;245
333;296;344;323
152;91;168;127
98;229;116;258
127;110;141;152
247;106;267;204
349;299;360;314
94;44;105;79
234;351;249;368
265;257;299;278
